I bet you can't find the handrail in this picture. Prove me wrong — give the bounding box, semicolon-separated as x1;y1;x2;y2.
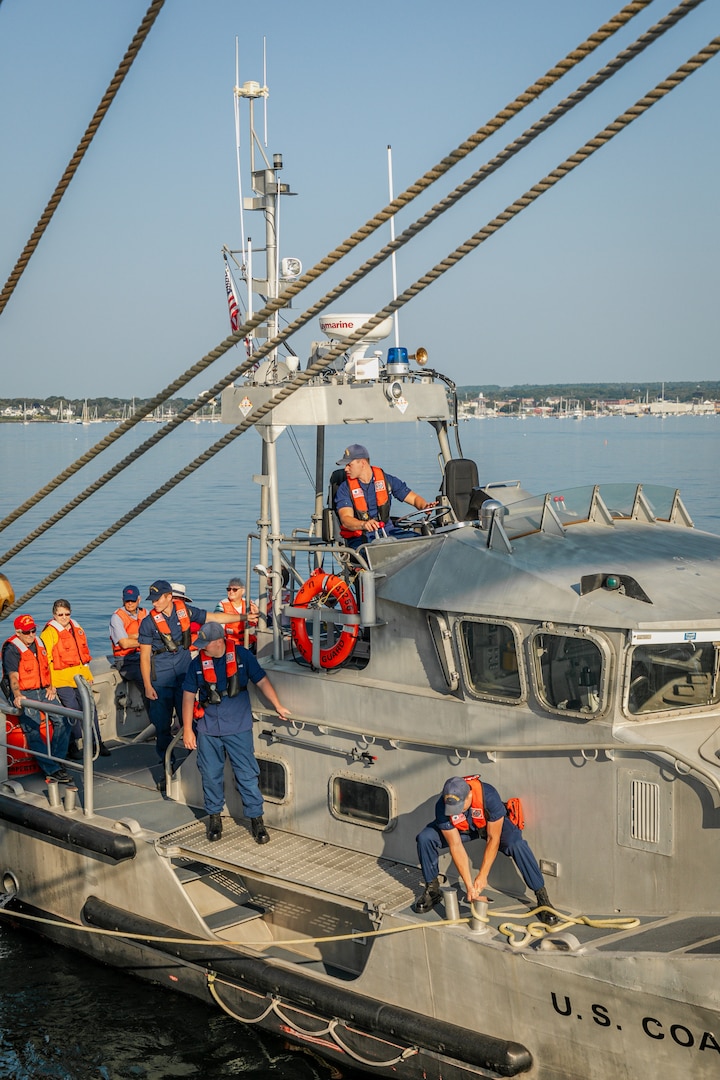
252;710;720;797
74;677;97;815
1;676;97;816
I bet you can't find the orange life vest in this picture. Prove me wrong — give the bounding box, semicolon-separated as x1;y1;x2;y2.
198;641;240;699
218;598;256;647
448;775;487;832
151;600;192;651
340;466;390;539
4;635;52;690
45;619;92;669
111;605;148;657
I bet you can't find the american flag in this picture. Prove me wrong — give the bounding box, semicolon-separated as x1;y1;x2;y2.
224;263;240;332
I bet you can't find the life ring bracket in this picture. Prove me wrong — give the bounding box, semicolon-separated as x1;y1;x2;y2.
290;570;360;670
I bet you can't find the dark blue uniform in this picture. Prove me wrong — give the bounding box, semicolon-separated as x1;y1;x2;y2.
138;602;207;766
416;782;545;892
182;645;266;817
335;471;416;548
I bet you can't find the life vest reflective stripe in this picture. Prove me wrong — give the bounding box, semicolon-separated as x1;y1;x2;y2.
4;635;52;690
290;569;359;669
340;466;390;539
198;642;240;699
45;619;92;669
151;600;191;651
219;598;256;648
450;775;487;831
111;606;148;657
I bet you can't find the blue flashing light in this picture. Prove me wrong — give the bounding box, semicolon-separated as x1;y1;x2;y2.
387;347;409;367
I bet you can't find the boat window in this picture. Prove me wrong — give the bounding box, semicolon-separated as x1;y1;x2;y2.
627;642;720;716
457;619;523;702
532;632;604;717
258;757;288;802
331;775;392;829
501;483;684;538
428;612;460;691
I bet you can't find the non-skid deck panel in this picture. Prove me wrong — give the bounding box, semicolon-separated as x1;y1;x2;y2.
597;915;720;953
158;818;423;912
205;904;264;930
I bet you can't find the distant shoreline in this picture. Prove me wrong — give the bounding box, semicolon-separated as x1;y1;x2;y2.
3;409;718;423
2;381;718;424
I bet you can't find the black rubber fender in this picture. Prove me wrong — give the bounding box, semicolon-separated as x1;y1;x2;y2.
83;895;532;1076
0;793;136;862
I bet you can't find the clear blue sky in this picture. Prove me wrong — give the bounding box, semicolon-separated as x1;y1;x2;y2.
0;0;717;398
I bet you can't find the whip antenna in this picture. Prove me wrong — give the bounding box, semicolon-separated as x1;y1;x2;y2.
387;145;400;348
234;37;246;257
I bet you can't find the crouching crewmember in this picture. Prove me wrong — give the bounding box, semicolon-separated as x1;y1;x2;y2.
414;775;559;925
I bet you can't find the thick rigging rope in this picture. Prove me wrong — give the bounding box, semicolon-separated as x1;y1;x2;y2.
0;1;701;566
0;0;654;536
4;36;718;615
0;0;166;318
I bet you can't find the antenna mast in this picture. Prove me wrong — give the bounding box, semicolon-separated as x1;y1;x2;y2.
387;145;400;348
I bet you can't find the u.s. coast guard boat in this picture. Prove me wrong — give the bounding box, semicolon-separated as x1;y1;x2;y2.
1;7;720;1079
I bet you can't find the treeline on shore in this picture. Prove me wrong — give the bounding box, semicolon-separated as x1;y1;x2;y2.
0;397;194;421
458;381;720;405
1;382;719;421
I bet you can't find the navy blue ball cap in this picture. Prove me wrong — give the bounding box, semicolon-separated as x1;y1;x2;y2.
146;579;173;601
336;443;369;466
123;585;140;602
442;776;471;809
193;622;225;648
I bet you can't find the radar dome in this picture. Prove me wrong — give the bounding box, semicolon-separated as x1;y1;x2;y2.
318;314;393;343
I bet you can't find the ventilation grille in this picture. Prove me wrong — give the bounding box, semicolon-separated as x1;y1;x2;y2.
631;779;660;844
618;771;672;855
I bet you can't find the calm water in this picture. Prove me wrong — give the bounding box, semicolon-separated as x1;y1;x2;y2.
0;412;718;1078
2;413;718;648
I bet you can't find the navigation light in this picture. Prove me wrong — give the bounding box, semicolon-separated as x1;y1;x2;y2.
387;347;409;375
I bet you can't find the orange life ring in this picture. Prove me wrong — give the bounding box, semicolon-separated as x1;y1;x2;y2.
291;569;359;669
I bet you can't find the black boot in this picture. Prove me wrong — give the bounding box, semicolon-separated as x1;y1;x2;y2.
98;741;111;757
535;887;559;926
414;878;442;913
251;816;270;845
67;741;82;761
206;814;223;842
